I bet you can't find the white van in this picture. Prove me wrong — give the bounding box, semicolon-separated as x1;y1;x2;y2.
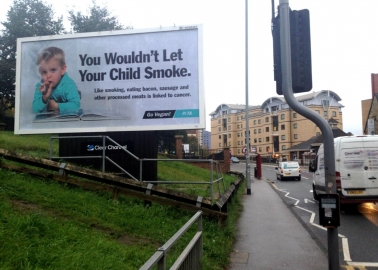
310;135;378;204
275;161;301;181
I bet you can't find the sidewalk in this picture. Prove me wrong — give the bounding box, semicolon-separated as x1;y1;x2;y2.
228;177;328;270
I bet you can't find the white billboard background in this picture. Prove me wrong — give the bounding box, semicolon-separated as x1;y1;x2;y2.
15;26;204;134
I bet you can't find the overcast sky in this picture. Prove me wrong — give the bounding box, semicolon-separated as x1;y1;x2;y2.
1;0;377;135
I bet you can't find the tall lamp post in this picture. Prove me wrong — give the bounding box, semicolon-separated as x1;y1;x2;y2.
245;0;251;195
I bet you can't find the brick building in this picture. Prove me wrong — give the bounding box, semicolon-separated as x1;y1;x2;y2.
210;90;344;161
362;73;378;135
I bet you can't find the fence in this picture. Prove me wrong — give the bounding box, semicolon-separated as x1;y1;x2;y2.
140;211;203;270
49;136;226;203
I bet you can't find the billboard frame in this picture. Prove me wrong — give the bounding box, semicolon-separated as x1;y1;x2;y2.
15;25;204;134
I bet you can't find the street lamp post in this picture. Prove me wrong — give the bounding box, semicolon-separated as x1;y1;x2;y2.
245;0;251;195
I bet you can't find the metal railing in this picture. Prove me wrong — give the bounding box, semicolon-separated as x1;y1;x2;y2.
140;211;203;270
49;136;226;202
142;158;225;203
49;135;139;180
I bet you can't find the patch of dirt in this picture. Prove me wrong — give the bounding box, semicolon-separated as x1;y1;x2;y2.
117;234;157;246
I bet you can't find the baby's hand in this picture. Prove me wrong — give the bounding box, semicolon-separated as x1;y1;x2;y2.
47;99;59;111
39;81;52;95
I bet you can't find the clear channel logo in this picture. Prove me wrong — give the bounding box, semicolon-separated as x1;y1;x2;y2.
87;144;127;151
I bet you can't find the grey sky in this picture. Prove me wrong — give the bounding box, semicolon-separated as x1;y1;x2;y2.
2;0;377;135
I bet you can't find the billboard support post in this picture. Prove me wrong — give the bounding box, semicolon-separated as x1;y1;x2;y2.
278;1;339;269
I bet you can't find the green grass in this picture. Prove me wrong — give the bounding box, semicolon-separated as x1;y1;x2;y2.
157;158;232;198
0;132;59;158
0;131;245;269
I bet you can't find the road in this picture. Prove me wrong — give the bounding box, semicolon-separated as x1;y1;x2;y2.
231;162;378;269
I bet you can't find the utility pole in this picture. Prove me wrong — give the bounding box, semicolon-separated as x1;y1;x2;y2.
277;0;339;269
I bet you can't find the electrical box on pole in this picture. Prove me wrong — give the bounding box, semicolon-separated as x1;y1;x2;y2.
273;9;312;95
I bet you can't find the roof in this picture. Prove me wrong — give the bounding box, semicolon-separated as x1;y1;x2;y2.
261;90;342;108
328;117;339;124
286;136;317;151
209;104;259;115
310;128;349;146
286;127;349;152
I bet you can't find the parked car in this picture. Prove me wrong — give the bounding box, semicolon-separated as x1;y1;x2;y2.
275;161;301;181
231;156;240;163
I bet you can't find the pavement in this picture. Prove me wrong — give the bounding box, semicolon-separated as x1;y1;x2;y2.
228;176;329;270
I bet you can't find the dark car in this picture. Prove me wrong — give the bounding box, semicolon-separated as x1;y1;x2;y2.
231;156;240;163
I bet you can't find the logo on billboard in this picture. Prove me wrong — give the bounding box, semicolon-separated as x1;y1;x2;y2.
86;144;127;151
87;145;95;151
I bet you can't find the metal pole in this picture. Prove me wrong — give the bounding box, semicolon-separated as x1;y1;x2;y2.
278;1;339;269
102;136;106;173
245;0;251;195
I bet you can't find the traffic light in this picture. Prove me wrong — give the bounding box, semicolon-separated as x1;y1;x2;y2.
273;9;312;95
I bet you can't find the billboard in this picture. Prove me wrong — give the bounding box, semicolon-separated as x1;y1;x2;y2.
15;25;204;134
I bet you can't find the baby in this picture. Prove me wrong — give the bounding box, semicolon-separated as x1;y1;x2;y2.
32;47;80;113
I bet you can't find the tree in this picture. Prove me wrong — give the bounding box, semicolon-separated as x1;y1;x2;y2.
188;136;199;153
68;1;124;33
0;0;64;111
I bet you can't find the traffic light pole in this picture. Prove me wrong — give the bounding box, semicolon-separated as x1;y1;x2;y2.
278;1;339;269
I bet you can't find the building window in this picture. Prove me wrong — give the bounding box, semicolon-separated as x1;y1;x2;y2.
315;110;320;114
238;141;240;145
281;114;285;120
265;117;269;122
237;133;240;137
294;134;298;139
237;116;239;120
281;124;285;130
218;127;221;131
293;113;297;118
265;127;269;132
218;119;221;124
332;111;336;117
238;149;240;154
254;120;256;125
228;117;231;122
228;125;231;130
324;111;328;117
219;143;221;147
229;142;231;146
237;125;240;129
228;134;231;138
259;138;262;142
258;129;261;133
258;119;261;124
254;129;257;134
254;138;257;143
266;137;270;142
294;123;297;129
281;135;286;140
282;145;286;150
259;147;262;152
219;135;221;139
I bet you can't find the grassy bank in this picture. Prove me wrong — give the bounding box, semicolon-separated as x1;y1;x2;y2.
0;132;245;269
